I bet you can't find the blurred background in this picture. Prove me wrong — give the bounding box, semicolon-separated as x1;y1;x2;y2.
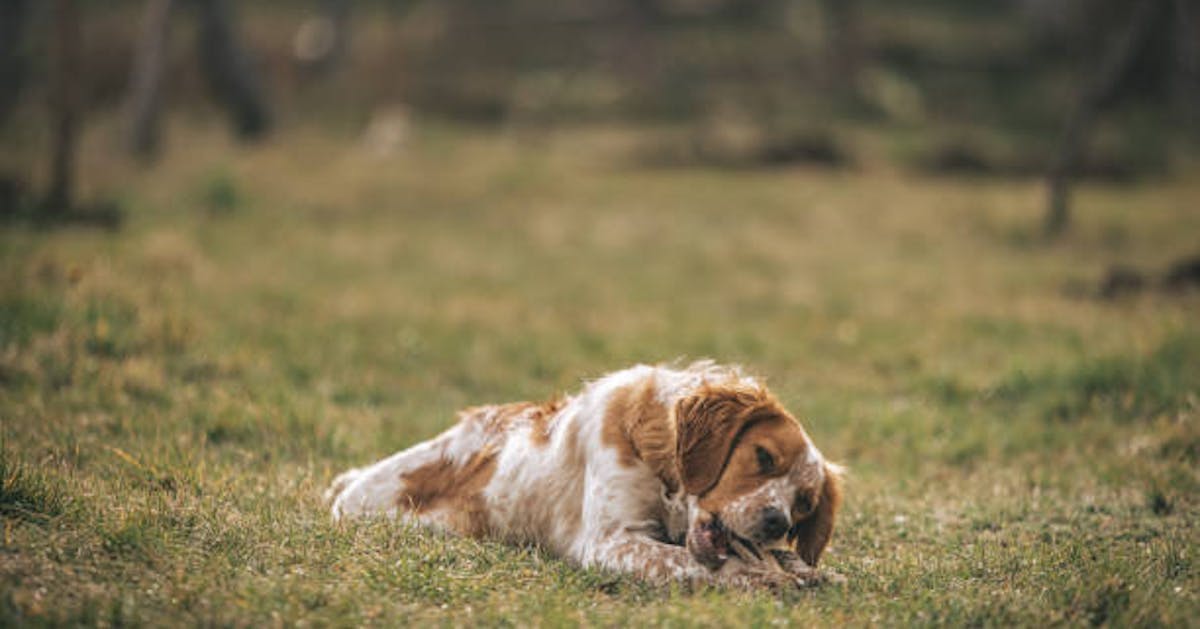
1;0;1198;230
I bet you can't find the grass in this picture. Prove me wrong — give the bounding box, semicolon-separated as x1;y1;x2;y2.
1;446;68;523
1;116;1198;625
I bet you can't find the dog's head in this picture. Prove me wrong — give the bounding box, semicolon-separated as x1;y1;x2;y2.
676;383;842;570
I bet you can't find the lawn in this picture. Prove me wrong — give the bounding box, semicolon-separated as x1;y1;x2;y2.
2;118;1198;625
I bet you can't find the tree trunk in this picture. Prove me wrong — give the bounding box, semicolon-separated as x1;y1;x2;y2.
194;0;270;140
322;0;350;65
1045;0;1163;238
126;0;177;160
45;0;81;215
0;0;29;126
613;0;661;90
1171;0;1199;134
820;0;862;94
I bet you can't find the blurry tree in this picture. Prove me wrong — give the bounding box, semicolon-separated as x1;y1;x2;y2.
1046;0;1197;237
617;0;662;84
820;0;862;96
37;0;121;226
196;0;271;139
126;0;176;159
44;0;81;216
125;0;270;161
0;0;29;126
1172;0;1200;129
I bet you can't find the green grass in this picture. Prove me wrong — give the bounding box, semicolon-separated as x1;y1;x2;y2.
2;117;1198;625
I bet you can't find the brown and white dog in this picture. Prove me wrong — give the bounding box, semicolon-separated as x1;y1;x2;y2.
327;362;843;590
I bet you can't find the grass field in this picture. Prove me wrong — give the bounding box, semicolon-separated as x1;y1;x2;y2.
2;118;1198;625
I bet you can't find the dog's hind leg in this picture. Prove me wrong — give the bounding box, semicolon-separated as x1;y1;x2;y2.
328;420;491;520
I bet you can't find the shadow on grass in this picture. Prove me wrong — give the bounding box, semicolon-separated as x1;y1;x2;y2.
0;445;68;523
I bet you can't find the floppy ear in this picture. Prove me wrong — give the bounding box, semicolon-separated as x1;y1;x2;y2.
790;463;843;566
674;385;764;496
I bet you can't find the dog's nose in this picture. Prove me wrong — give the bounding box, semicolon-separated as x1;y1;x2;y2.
757;507;789;541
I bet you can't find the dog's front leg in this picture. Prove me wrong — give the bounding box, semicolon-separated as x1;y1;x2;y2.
582;532;802;591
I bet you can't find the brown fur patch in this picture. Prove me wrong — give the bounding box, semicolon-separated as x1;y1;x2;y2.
789;463;842;566
602;376;680;493
527;397;565;446
676;383;791;497
693;415;808;512
397;450;498;537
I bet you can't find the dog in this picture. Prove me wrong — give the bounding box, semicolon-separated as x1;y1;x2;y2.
327;362;843;590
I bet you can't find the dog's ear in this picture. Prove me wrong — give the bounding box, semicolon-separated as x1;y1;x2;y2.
674;385;767;496
789;463;843;566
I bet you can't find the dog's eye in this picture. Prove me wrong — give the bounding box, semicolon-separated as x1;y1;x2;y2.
755;446;775;473
794;493;814;517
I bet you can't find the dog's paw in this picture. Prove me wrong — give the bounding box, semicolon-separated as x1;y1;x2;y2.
765;549;847;588
716;559;809;592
